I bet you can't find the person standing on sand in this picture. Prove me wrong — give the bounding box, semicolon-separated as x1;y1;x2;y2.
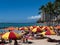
22;34;25;43
22;31;29;43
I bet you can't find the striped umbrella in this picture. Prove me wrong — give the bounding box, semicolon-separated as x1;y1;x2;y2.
32;27;41;33
54;26;60;30
19;27;24;30
19;27;29;31
4;27;15;31
44;27;56;35
2;31;20;40
29;26;34;30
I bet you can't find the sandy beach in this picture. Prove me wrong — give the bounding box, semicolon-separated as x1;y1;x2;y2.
9;35;60;45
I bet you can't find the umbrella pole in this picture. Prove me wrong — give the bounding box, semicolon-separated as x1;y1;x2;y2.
14;40;18;45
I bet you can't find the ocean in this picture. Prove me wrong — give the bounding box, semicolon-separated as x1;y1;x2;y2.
0;23;37;33
0;23;35;33
0;23;47;28
0;23;36;28
0;23;46;33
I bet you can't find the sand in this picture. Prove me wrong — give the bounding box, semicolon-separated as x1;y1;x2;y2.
2;35;60;45
18;35;60;45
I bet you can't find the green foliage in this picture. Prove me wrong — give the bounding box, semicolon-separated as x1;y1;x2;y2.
37;0;60;23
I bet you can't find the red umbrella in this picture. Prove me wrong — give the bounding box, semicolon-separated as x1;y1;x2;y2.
2;31;21;45
19;27;24;30
2;31;20;40
33;26;37;28
4;27;15;31
8;27;15;30
19;27;29;31
32;27;41;33
54;26;60;29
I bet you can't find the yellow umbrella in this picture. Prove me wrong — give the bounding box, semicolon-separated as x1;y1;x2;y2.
50;30;56;35
32;28;37;33
32;27;41;33
30;26;33;30
19;27;28;31
50;26;54;30
24;27;29;31
2;31;20;40
40;32;46;36
41;26;46;30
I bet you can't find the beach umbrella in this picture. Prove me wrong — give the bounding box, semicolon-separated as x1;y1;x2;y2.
19;30;26;35
40;32;46;36
24;27;29;30
42;26;51;31
19;27;28;31
50;26;54;30
45;30;56;35
41;26;46;30
45;27;56;35
45;30;51;35
6;27;15;31
33;26;37;28
41;26;55;35
49;26;56;35
32;28;37;33
29;26;34;30
32;27;41;33
29;26;37;31
54;26;60;29
50;30;56;35
2;31;20;40
19;27;24;30
36;26;40;28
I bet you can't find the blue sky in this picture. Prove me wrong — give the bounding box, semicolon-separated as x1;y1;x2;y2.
0;0;55;23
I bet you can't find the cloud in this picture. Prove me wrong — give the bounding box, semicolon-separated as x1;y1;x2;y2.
28;15;41;20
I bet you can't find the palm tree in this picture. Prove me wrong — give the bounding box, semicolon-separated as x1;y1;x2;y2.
39;2;54;25
55;0;60;2
39;5;49;22
54;0;60;15
54;0;60;24
37;0;60;25
46;2;54;25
